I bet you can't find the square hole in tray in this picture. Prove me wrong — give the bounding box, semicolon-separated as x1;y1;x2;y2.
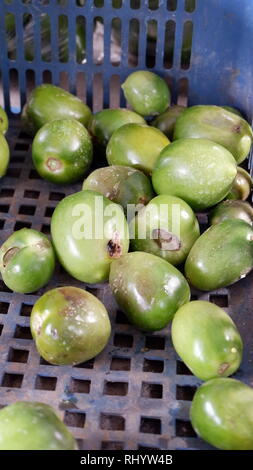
14;142;29;151
0;188;15;197
176;419;197;437
24;189;40;199
14;221;32;230
101;441;124;450
110;356;131;371
140;417;161;434
14;325;33;340
143;358;164;373
176;385;197;401
20;303;33;317
0;220;5;229
49;191;65;201
176;360;193;376
0;280;12;293
64;410;86;428
40;357;54;366
100;413;125;431
45;207;54;218
0;301;9;314
41;224;50;234
1;373;23;388
0;324;3;335
114;333;133;348
74;358;94;369
103;381;128;396
69;378;91;393
8;347;29;363
18;205;36;216
115;310;130;324
6;168;21;178
0;204;10;213
145;336;165;350
138;445;160;450
29;169;41;180
141;382;163;399
35;375;57;391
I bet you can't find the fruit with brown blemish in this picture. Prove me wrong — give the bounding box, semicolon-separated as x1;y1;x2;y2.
209;200;253;226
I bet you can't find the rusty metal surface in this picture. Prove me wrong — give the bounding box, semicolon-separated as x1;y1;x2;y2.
0;120;252;450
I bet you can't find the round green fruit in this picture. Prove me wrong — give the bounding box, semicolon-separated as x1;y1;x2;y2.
31;286;111;365
0;106;8;134
190;378;253;450
0;401;76;450
151;105;185;140
173;105;253;164
0;133;9;177
122;71;171;116
106;123;169;175
185;219;253;290
130;195;200;265
32;119;92;184
109;252;190;331
0;228;55;293
152;138;237;210
171;300;243;381
226;167;252;201
51;190;129;284
209;200;253;226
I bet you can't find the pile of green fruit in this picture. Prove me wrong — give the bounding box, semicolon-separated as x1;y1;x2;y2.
0;70;253;450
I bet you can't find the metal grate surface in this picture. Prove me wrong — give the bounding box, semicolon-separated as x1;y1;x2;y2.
0;120;253;450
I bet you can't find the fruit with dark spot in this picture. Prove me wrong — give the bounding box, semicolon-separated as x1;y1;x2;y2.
0;132;9;177
51;190;129;283
173;105;253;163
151;105;185;139
190;378;253;449
109;252;190;331
30;286;111;365
0;228;55;293
0;106;8;134
129;195;200;265
209;200;253;226
0;401;76;450
171;300;243;381
32;119;92;184
82;165;154;212
226;167;252;201
185;219;253;290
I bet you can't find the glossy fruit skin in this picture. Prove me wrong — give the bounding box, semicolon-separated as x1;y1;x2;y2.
122;71;171;116
89;108;146;147
151;105;185;140
0;228;55;293
172;301;243;381
32;119;93;184
190;378;253;450
210;200;253;226
174;105;253;164
106;123;169;175
82;165;154;212
130;195;200;266
0;401;76;450
109;252;190;331
152;138;237;210
0;133;10;177
22;84;91;136
51;190;129;284
31;286;111;365
0;106;8;134
226;167;252;200
185;219;253;291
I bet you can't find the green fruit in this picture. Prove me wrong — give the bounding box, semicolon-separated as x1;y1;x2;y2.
106;123;169;175
0;106;8;134
185;219;253;290
122;71;171;116
0;402;76;450
130;195;200;266
82;165;154;212
190;378;253;450
31;286;111;365
22;84;91;136
109;252;190;331
0;133;10;177
51;190;129;283
32;119;92;184
151;105;185;140
172;300;243;381
222;106;242;117
89;108;146;147
174;105;253;164
152;138;237;210
210;200;253;226
226;167;252;200
0;228;55;293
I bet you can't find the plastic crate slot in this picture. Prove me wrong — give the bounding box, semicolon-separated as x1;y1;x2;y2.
112;0;122;8
95;0;104;6
176;385;197;401
185;0;195;13
93;17;104;65
176;360;193;376
20;303;33;317
59;70;69;92
0;301;10;314
101;441;124;450
42;69;52;84
41;13;51;63
24;189;40;199
0;204;10;213
149;0;159;10
76;16;86;64
14;220;32;230
24;14;34;62
130;0;141;9
209;294;229;308
111;18;121;66
35;375;57;391
29;169;41;180
141;382;163;399
103;380;128;396
14;142;29;151
40;357;54;366
6;13;16;60
1;372;23;388
128;19;139;67
8;347;29;363
146;20;157;69
138;444;160;450
0;188;14;197
181;21;193;69
143;358;164;373
0;324;3;336
109;74;121;108
100;413;125;431
69;378;91;393
6;167;21;178
11;156;26;163
175;419;197;437
110;356;131;371
163;20;175;69
45;206;54;218
140;417;161;434
115;310;130;325
76;71;87;102
93;73;103;112
0;220;5;229
25;69;35;98
0;280;12;293
64;410;86;428
167;0;177;11
9;69;20;113
114;333;133;348
76;439;86;450
19;204;36;215
14;325;33;340
145;336;165;350
49;191;66;201
74;358;94;369
177;77;188;106
58;15;69;63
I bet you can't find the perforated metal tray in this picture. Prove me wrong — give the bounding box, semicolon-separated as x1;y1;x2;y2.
0;119;252;450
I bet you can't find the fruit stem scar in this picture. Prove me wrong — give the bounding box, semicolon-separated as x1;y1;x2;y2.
3;246;20;267
233;125;241;133
152;228;181;251
46;157;62;172
107;232;122;258
218;362;229;375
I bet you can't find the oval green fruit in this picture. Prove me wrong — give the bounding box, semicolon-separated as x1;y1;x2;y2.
152;138;237;210
0;106;8;134
130;195;200;265
109;252;190;331
0;401;76;450
0;132;10;177
171;300;243;381
89;108;146;147
106;123;169;175
190;378;253;450
151;105;185;140
22;84;91;136
226;167;252;200
83;165;154;212
209;200;253;226
0;228;55;293
51;190;129;283
173;105;253;164
32;119;92;184
185;219;253;290
122;71;170;116
31;286;111;365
